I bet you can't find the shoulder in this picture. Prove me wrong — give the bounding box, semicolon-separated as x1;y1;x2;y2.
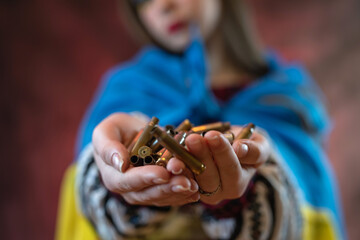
261;52;316;88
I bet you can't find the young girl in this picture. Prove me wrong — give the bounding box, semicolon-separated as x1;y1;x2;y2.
57;0;345;239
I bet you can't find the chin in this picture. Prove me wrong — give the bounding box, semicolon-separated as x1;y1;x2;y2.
166;36;191;53
167;44;189;53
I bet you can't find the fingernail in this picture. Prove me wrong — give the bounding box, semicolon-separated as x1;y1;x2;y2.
171;168;183;175
208;135;220;147
153;178;168;184
237;143;249;158
172;185;190;192
190;179;199;192
112;153;123;172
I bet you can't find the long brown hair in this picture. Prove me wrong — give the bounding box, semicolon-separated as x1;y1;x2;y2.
220;0;269;77
119;0;269;77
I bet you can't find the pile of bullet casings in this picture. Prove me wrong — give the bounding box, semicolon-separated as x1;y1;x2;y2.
127;117;255;175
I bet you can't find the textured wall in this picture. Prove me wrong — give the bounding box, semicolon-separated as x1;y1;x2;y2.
1;0;359;239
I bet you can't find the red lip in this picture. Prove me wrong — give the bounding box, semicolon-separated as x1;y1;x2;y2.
168;21;187;33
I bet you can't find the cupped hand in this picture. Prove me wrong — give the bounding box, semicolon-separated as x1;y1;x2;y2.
92;113;200;206
167;126;270;205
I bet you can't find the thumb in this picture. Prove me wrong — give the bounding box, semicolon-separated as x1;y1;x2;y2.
98;140;130;173
233;139;265;168
92;123;131;173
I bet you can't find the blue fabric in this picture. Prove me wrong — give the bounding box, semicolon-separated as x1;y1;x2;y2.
76;40;345;238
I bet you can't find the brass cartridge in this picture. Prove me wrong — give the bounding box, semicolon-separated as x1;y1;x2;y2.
127;129;143;152
130;116;159;156
144;155;156;165
154;148;167;167
150;128;176;153
138;146;152;158
235;123;255;140
199;130;234;144
151;127;205;175
165;125;176;133
155;131;188;167
155;150;172;167
190;122;231;134
199;131;207;137
130;155;143;167
175;119;193;132
223;132;235;144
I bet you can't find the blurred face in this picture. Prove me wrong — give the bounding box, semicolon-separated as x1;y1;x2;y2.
134;0;221;52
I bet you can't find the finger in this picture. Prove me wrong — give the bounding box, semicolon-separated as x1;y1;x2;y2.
185;133;221;194
95;156;171;193
92;113;145;172
166;157;187;175
181;166;196;182
123;175;197;205
93;134;130;173
204;131;242;192
167;158;197;185
233;132;269;167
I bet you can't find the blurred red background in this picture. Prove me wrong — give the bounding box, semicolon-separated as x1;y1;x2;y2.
1;0;359;239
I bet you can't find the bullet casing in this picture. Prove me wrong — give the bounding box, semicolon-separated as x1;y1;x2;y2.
175;119;193;132
130;116;159;157
165;125;176;133
151;127;205;175
155;148;167;167
155;131;188;167
127;129;143;152
191;122;231;134
235;123;255;140
223;132;235;144
150;128;176;153
144;155;156;165
130;155;143;166
138;146;152;158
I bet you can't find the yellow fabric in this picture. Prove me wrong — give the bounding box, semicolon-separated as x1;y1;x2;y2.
55;165;98;240
302;205;338;240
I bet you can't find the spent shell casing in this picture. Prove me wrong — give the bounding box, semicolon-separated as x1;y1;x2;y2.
150;128;176;153
144;155;156;165
130;116;159;156
155;151;172;167
151;127;205;175
223;131;235;144
130;155;143;166
138;146;152;158
155;131;188;167
199;131;234;143
175;119;193;132
191;122;231;134
199;131;207;137
127;129;143;152
235;123;255;140
165;125;175;133
176;131;188;146
155;148;167;167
